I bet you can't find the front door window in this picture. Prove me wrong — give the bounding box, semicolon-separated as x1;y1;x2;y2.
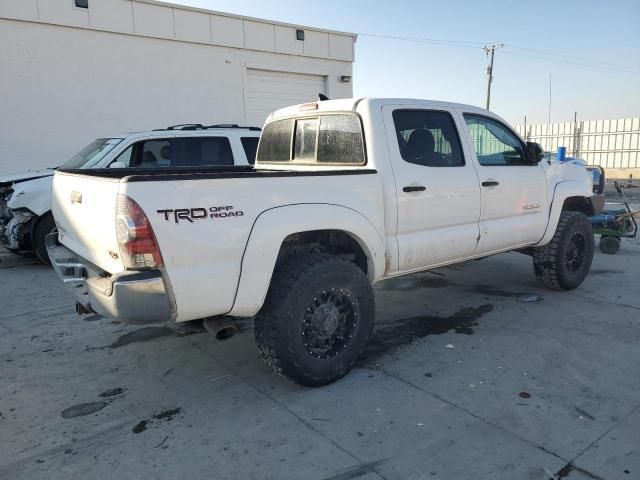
463;115;528;166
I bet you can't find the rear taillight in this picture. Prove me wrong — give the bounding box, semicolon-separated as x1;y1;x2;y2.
115;194;163;269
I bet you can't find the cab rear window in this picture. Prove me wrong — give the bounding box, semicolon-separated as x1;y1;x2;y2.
257;114;365;165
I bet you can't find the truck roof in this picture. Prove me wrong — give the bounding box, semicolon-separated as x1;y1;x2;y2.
267;97;494;121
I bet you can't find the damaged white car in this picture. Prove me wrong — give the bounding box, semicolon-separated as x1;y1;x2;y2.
1;170;56;263
1;125;260;263
0;137;122;263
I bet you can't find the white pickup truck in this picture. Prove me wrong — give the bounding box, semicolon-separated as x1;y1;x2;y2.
48;98;602;386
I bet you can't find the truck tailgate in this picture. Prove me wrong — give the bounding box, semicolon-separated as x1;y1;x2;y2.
52;171;124;274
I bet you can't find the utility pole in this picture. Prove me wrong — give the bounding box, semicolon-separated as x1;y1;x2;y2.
573;111;578;156
547;74;552;153
483;44;503;110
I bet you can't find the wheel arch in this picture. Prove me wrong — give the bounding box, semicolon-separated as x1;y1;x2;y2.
562;196;595;217
535;181;594;247
228;204;385;317
30;210;56;263
29;210;53;238
282;228;375;272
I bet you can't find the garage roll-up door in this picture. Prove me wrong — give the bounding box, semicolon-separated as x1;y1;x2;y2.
245;69;326;127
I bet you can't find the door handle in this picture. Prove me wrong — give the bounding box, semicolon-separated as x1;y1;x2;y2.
403;185;426;193
481;181;500;187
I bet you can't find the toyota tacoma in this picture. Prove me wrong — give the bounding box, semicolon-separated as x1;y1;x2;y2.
47;98;602;386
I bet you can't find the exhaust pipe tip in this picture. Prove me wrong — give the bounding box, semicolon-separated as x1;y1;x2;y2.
203;317;237;341
215;325;237;341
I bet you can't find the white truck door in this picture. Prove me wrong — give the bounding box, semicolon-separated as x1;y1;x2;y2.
461;113;548;253
383;106;481;271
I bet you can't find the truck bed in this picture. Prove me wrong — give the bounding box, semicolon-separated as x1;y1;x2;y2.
52;166;383;322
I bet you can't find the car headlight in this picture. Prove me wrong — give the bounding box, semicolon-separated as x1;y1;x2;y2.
2;189;13;202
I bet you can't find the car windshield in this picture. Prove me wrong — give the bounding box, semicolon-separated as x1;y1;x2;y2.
62;138;123;169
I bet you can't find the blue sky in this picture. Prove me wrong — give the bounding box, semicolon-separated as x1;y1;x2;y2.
173;0;639;125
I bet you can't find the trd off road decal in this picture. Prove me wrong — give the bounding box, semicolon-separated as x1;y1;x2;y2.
157;206;244;223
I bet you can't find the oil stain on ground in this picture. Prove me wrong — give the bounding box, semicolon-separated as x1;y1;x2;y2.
132;407;182;434
358;304;493;365
471;285;528;297
99;387;125;398
590;268;623;275
379;272;450;291
322;459;388;480
61;401;109;419
471;285;543;303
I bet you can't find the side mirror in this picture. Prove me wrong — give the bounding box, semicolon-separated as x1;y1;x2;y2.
109;161;126;169
526;142;544;164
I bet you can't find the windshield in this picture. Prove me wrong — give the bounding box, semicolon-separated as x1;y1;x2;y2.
62;138;123;169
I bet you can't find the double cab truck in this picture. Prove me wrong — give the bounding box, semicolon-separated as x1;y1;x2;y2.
48;98;602;386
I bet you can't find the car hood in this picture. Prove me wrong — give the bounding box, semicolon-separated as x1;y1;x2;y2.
0;169;55;187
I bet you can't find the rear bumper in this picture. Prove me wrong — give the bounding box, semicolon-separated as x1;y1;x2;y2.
46;233;173;324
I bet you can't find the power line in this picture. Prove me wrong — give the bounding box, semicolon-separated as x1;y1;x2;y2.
501;50;640;74
358;33;640;74
503;44;639;71
358;32;487;49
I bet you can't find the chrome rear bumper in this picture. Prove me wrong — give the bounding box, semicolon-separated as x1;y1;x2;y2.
46;233;172;324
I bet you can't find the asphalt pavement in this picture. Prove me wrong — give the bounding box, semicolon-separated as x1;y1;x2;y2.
0;228;638;480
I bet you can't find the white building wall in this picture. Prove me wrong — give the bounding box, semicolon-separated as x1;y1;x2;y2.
0;0;356;172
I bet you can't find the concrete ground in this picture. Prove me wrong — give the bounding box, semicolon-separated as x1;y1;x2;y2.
1;227;638;480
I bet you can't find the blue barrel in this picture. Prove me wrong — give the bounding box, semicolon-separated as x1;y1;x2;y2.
557;146;567;161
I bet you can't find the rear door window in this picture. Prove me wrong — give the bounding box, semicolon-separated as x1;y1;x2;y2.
393;110;464;167
128;137;234;168
178;137;233;166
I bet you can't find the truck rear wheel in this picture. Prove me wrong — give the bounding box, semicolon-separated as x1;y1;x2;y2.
254;251;374;387
532;211;594;290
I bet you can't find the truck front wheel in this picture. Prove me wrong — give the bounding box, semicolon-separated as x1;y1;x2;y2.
532;211;594;290
254;251;375;387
